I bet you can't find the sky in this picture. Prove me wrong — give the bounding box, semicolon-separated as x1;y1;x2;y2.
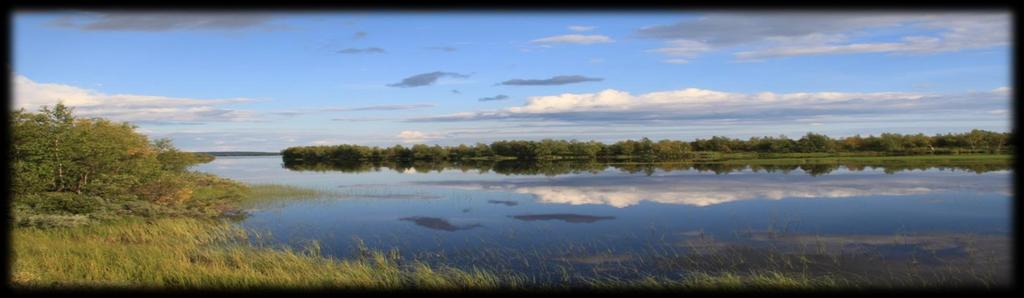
12;10;1013;152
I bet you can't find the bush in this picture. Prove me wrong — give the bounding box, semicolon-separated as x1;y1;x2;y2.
15;192;104;215
134;174;194;206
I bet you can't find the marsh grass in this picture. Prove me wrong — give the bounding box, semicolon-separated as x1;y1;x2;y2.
11;214;1007;290
10;217;524;290
235;184;345;209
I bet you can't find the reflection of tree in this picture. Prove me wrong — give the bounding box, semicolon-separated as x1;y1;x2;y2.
800;164;840;176
282;159;1011;176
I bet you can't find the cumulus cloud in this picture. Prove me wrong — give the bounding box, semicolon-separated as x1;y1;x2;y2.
50;12;284;31
568;25;596;32
337;47;386;54
13;74;257;124
637;12;1009;61
530;34;614;45
388;71;470;88
500;75;604;86
478;95;510;102
408;87;1009;124
396;130;444;143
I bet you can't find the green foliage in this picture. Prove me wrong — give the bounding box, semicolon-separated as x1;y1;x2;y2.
15;192;104;215
281;129;1013;164
154;138;214;172
10;103;236;227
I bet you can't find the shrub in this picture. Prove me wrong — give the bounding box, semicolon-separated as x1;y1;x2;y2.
134;174;194;206
14;192;103;215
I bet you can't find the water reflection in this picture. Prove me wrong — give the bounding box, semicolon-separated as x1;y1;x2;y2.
487;200;519;206
510;213;616;223
416;172;1009;207
350;194;443;200
193;156;1012;287
283;159;1011;176
399;217;482;231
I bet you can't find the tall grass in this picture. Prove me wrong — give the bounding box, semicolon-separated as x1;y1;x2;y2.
10;217;523;290
6;216;892;290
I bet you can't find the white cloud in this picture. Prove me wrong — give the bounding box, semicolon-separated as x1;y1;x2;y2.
409;86;1009;127
663;59;691;64
422;88;923;118
568;25;595;32
396;130;443;143
13;74;258;124
530;34;614;45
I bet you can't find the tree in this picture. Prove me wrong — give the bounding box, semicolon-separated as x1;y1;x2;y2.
797;132;836;153
11;103;201;205
154;138;206;172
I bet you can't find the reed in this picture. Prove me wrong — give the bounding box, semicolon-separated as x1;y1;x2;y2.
10;217;523;290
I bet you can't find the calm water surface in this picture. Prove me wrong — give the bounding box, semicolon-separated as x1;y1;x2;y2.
194;156;1012;285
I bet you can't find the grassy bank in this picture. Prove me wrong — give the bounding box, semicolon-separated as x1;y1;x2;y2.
12;219;856;291
9;180;859;291
10;217;523;290
11;212;846;291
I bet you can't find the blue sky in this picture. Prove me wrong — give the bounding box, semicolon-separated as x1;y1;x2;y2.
12;11;1012;151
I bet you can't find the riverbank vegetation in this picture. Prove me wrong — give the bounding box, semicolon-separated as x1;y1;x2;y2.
11;103;237;228
7;104;519;290
281;130;1013;163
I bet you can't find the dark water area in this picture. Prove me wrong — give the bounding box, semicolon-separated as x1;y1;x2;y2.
194;156;1012;286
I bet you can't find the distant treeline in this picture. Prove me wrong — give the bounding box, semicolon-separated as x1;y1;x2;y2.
282;130;1013;163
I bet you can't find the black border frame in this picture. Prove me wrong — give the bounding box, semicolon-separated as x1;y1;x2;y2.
1;1;1019;296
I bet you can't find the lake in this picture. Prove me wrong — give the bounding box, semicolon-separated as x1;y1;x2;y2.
194;156;1012;286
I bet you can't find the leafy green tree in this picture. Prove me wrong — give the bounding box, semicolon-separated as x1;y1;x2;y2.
796;132;836;153
11;103;208;209
154;138;206;172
